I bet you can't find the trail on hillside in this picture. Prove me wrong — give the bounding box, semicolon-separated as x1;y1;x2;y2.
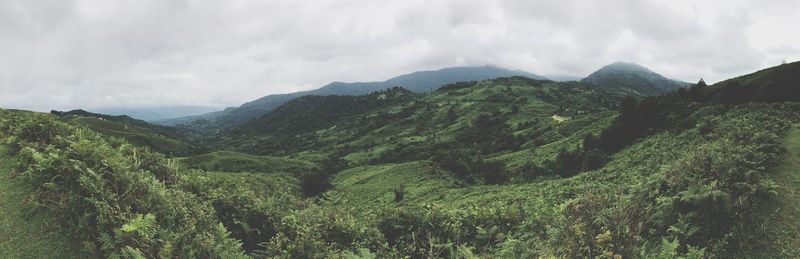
756;124;800;257
0;146;82;258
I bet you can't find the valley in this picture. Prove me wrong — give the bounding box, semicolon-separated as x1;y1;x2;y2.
1;62;799;258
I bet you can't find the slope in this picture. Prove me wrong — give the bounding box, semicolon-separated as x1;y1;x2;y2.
218;77;628;177
582;61;690;96
178;151;319;175
91;106;222;122
54;109;195;155
0;146;83;258
160;66;545;131
699;61;800;103
750;123;800;257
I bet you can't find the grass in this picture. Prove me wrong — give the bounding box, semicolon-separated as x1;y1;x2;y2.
0;145;83;258
179;150;319;175
68;117;192;155
328;161;463;208
750;123;800;258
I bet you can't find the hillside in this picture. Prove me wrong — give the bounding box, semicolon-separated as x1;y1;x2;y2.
699;61;800;103
178;151;319;174
214;77;625;177
0;146;83;258
91;106;223;121
52;109;195;155
747;123;800;257
2;62;800;258
159;66;545;131
582;61;690;96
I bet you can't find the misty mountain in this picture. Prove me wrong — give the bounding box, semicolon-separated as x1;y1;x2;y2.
158;65;546;129
92;106;223;122
582;61;690;96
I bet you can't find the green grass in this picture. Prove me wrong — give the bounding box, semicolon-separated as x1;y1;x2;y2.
0;146;83;258
192;170;302;196
328;161;463;208
68;117;192;155
751;123;800;257
179;151;319;175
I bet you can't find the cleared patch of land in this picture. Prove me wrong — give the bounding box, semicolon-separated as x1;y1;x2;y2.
551;114;570;123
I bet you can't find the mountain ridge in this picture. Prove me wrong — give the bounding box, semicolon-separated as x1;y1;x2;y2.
157;66;546;130
582;61;690;96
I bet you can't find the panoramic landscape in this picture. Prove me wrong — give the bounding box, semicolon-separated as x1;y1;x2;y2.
2;1;800;258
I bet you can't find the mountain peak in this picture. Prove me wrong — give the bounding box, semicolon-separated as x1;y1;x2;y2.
599;61;653;73
582;62;689;96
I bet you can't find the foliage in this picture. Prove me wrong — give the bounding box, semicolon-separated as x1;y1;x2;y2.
3;62;800;257
0;110;247;258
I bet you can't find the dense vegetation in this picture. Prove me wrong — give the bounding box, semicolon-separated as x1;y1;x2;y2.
582;61;690;96
160;66;544;131
0;110;247;258
52;109;196;156
2;62;800;257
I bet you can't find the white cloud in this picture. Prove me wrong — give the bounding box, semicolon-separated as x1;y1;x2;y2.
0;0;798;111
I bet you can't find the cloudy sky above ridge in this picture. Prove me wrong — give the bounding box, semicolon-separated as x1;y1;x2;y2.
1;0;798;111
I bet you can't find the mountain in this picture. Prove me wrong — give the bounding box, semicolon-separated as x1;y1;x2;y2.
213;77;625;159
91;106;223;122
3;62;800;258
158;66;546;130
582;61;690;96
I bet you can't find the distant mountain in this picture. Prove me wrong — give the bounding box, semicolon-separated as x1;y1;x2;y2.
582;62;690;96
158;65;546;129
91;106;223;122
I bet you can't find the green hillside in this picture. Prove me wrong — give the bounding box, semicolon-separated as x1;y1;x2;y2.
582;61;690;96
160;66;546;131
178;151;319;175
747;124;800;257
54;110;195;156
2;62;800;258
0;146;83;258
216;78;627;181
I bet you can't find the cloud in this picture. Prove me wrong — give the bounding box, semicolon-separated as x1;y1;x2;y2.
0;0;798;111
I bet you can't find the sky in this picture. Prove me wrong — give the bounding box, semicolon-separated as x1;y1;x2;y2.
1;0;798;111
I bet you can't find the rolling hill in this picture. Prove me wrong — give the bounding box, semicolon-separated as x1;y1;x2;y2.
2;62;800;258
158;66;546;131
51;109;195;155
582;61;691;96
91;106;223;122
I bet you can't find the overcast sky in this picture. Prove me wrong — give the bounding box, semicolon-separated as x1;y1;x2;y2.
1;0;798;111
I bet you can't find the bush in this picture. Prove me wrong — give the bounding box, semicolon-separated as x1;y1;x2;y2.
0;110;247;258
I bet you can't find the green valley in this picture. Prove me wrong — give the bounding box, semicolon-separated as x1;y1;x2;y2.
2;62;800;258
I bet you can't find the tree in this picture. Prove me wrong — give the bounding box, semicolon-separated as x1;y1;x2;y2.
393;185;405;202
510;104;520;114
695;78;707;88
479;160;508;184
445;107;457;123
